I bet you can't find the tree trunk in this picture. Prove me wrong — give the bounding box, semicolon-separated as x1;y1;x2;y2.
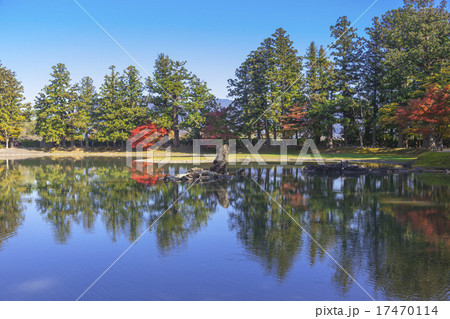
423;134;436;150
173;105;180;148
327;125;333;149
264;120;270;146
372;124;377;147
435;137;444;151
5;137;9;149
358;127;364;149
397;131;403;148
273;127;277;140
343;125;348;146
70;140;75;148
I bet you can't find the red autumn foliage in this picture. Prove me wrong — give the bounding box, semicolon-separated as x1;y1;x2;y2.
281;104;309;137
280;183;307;208
130;161;165;185
396;84;450;146
130;124;170;150
201;108;237;140
394;208;449;246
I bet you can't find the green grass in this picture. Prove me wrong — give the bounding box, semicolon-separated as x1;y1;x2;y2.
413;152;450;169
147;147;426;164
14;145;448;168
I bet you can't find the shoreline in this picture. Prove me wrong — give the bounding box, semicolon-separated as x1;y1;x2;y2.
0;147;448;171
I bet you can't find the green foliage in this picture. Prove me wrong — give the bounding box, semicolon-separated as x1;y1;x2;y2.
4;0;450;150
330;16;364;145
228;28;304;140
146;53;216;146
0;63;29;148
72;76;97;145
35;63;76;145
93;65;122;144
303;43;337;146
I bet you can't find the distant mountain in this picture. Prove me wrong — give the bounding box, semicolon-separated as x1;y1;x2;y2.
217;98;233;108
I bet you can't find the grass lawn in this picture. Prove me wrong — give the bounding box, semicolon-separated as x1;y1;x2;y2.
147;146;431;165
4;146;448;168
412;152;450;169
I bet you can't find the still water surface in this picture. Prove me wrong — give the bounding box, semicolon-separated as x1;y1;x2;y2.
0;158;448;300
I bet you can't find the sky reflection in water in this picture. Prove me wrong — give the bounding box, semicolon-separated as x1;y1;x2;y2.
0;158;448;300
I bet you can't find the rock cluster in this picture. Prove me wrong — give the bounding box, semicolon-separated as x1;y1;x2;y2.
163;167;245;183
163;144;247;183
302;161;432;175
304;161;370;175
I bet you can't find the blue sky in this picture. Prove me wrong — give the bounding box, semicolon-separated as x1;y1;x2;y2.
0;0;405;101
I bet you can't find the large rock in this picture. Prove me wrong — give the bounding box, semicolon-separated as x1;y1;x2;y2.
210;144;229;174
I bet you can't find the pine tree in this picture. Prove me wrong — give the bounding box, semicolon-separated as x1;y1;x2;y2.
362;17;387;146
35;63;76;146
73;76;97;147
147;54;189;148
184;74;217;139
227;58;255;139
0;63;28;148
228;28;303;142
330;16;364;146
303;43;337;147
265;28;304;139
377;0;450;147
146;53;215;147
94;65;122;146
119;66;148;146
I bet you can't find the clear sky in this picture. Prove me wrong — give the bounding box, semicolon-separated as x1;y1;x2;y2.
0;0;405;102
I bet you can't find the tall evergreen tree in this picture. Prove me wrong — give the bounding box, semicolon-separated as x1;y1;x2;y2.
0;63;28;148
330;16;364;146
227;59;253;139
377;0;450;147
304;44;337;147
73;76;97;147
35;63;76;146
265;28;304;139
228;28;303;142
146;53;215;147
93;66;121;145
362;17;387;146
119;66;149;145
184;74;217;139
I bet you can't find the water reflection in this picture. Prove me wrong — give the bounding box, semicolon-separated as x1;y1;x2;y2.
0;162;30;250
0;158;448;300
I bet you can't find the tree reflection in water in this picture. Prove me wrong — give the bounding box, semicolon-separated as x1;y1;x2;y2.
0;160;31;250
0;158;448;300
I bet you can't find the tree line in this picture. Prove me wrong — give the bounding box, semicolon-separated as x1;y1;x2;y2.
226;0;449;150
34;54;217;148
0;0;449;150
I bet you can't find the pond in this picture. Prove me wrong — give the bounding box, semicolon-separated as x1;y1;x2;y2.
0;158;448;301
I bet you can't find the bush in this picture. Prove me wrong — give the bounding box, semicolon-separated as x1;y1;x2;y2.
18;139;41;148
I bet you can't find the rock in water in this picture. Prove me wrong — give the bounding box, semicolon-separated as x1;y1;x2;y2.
210;144;229;174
